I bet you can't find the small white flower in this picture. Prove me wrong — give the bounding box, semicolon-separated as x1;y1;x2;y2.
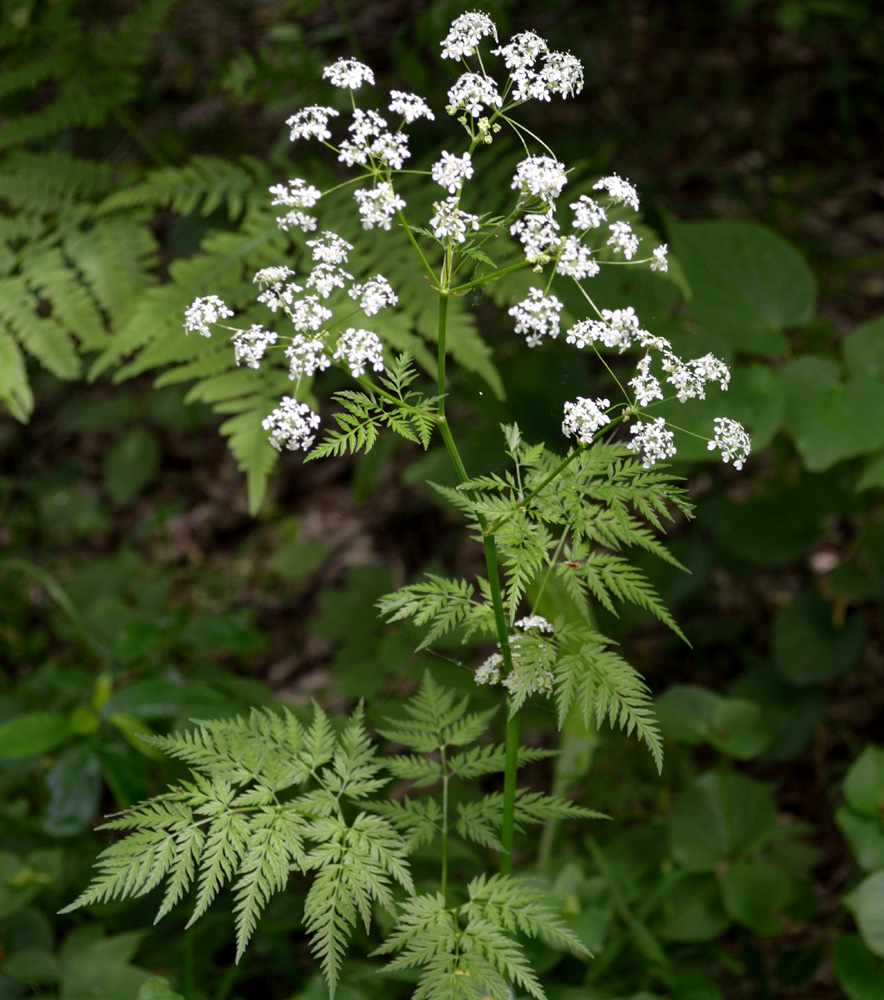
512;155;568;204
184;295;234;337
269;179;321;209
627;417;676;468
353;183;406;230
306;232;354;265
508;288;563;347
389;91;435;123
370;131;410;169
430;196;480;243
431;151;474;194
333;327;385;377
348;275;398;316
254;266;295;288
258;278;303;313
263;397;321;452
707;417;751;470
306;263;352;299
515;615;553;633
599;306;642;351
286;335;330;379
447;72;502;118
650;244;669;272
661;351;730;402
556;235;599;279
441;11;498;60
286;106;339;142
570;195;607;230
607;220;640;259
232;324;277;369
494;30;548;71
562;397;611;444
323;57;374;90
629;355;663;406
593;173;640;212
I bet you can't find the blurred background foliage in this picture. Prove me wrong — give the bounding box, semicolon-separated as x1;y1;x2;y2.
0;0;883;998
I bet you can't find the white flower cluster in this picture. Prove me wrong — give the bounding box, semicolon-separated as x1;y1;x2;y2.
431;151;474;193
184;295;234;337
512;156;568;205
447;72;502;118
430;196;480;243
348;275;398;316
323;58;374;90
562;397;612;444
510;213;560;262
515;615;553;633
708;417;751;470
232;324;278;369
627;417;677;469
389;91;435;123
286;335;330;379
440;11;498;60
333;328;385;377
286;106;339;142
262;397;321;452
493;31;583;101
508;288;563;347
353;182;406;230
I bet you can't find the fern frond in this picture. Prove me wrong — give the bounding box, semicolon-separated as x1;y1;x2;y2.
369;797;443;852
555;644;664;771
377;575;481;650
322;704;388;801
460;916;543;1000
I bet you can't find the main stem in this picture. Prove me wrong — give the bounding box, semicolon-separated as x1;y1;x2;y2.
434;277;520;875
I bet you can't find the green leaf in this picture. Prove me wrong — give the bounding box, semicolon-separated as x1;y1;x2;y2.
103;426;162;506
0;329;33;421
668;771;777;871
43;742;103;836
836;807;884;873
655;684;772;760
136;977;187;1000
59;930;151;1000
1;948;60;984
656;873;729;943
0;711;69;758
844;745;884;816
844;870;884;958
720;859;793;934
771;592;864;685
669;220;815;355
833;934;884;1000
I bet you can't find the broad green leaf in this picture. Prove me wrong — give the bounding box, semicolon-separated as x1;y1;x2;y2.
0;849;61;919
43;743;102;837
103;426;161;506
656;685;772;760
137;977;187;1000
671;971;725;1000
656;873;729;943
771;593;864;686
720;859;792;934
0;711;69;758
669;220;815;355
1;949;60;984
60;930;150;1000
844;871;884;958
836;807;884;873
844;745;884;816
668;771;776;871
833;934;884;1000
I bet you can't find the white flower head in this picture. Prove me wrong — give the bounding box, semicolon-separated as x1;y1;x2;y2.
515;615;553;633
661;351;731;401
475;651;502;686
254;266;294;288
629;354;663;406
708;417;751;470
348;275;398;316
627;417;676;468
607;220;640;259
287;106;339;142
431;151;474;194
269;179;321;209
441;11;498;60
512;156;568;205
389;91;435;123
333;327;385;377
306;263;352;299
232;324;277;369
430;196;480;243
651;244;669;272
593;173;640;212
556;235;599;279
510;212;560;261
540;50;584;98
600;307;642;351
353;182;406;230
570;195;607;230
323;57;374;90
508;287;563;347
562;397;611;444
263;397;321;452
370;130;410;169
184;295;234;337
285;294;333;333
494;30;548;71
258;277;303;313
565;318;608;350
306;231;354;265
447;72;502;118
286;335;331;379
276;209;318;233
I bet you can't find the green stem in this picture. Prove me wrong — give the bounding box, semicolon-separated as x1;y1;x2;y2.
440;746;449;899
433;290;521;875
